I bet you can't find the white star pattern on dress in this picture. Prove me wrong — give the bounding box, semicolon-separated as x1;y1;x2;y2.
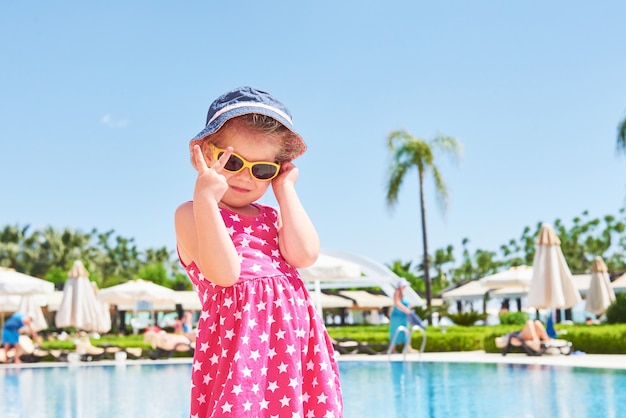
243;400;253;411
221;402;233;413
268;381;279;392
249;349;261;361
181;204;342;417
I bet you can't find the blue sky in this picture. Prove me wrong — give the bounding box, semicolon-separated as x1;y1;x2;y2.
2;1;625;268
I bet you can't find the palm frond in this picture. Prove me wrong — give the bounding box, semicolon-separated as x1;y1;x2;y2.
386;162;410;208
618;115;626;154
387;130;414;150
431;166;449;214
431;134;463;164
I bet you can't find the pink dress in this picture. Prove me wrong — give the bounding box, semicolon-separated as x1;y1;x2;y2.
181;204;343;418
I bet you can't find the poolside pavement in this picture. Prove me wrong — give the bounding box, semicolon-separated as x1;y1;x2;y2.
341;350;626;370
2;351;626;370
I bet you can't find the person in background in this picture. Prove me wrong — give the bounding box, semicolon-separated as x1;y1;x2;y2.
181;310;193;334
389;279;425;353
2;312;34;364
516;319;552;353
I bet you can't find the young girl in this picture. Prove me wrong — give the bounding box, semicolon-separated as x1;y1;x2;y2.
175;86;343;417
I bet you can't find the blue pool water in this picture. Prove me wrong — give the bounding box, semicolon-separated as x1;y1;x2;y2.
1;361;625;417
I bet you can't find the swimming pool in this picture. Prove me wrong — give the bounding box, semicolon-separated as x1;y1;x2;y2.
1;360;624;417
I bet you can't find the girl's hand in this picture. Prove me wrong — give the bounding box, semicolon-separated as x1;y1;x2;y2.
272;162;299;190
192;144;232;204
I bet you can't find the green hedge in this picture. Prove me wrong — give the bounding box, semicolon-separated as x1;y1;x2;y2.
37;324;626;356
327;324;626;355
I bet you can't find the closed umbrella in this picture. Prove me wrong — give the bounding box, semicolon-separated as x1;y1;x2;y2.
585;256;616;316
90;282;112;333
17;295;48;331
527;224;582;310
55;260;111;333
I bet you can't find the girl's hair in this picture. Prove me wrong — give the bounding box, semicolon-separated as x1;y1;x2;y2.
191;114;304;164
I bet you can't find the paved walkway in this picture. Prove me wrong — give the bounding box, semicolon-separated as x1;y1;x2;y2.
3;351;626;371
339;350;626;370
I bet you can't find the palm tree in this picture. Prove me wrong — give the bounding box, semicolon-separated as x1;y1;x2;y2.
618;115;626;153
385;130;462;311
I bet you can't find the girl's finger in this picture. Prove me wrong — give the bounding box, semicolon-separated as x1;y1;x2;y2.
192;145;209;171
212;146;234;171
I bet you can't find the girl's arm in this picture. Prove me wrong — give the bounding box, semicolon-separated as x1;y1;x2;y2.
272;163;320;268
174;145;241;287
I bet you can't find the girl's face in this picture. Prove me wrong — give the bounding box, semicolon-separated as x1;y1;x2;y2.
206;123;280;209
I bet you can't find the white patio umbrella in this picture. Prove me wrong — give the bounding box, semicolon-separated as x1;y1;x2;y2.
527;224;582;310
479;265;533;289
0;267;54;295
0;267;54;329
299;253;362;314
612;273;626;293
55;260;111;333
299;253;363;282
96;279;179;305
0;295;21;312
97;279;179;332
299;250;424;315
585;256;616;316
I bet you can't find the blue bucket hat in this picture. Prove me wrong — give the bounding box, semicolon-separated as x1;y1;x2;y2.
191;86;306;158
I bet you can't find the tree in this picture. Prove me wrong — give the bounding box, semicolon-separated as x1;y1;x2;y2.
431;245;455;292
385;130;462;311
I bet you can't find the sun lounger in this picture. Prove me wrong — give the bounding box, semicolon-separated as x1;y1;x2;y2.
73;338;144;361
331;338;359;355
0;336;67;363
496;332;573;356
143;330;193;359
332;338;388;355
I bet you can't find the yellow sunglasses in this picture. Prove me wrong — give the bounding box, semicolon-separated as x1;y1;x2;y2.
211;145;281;181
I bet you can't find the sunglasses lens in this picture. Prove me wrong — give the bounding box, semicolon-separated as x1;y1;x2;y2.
215;149;278;180
251;164;279;180
221;154;244;172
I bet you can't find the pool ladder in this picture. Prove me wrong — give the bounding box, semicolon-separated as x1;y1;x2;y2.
387;325;427;361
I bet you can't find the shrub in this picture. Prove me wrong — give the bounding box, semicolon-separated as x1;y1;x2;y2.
498;311;528;325
326;323;626;355
560;324;626;354
606;293;626;324
445;310;488;326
